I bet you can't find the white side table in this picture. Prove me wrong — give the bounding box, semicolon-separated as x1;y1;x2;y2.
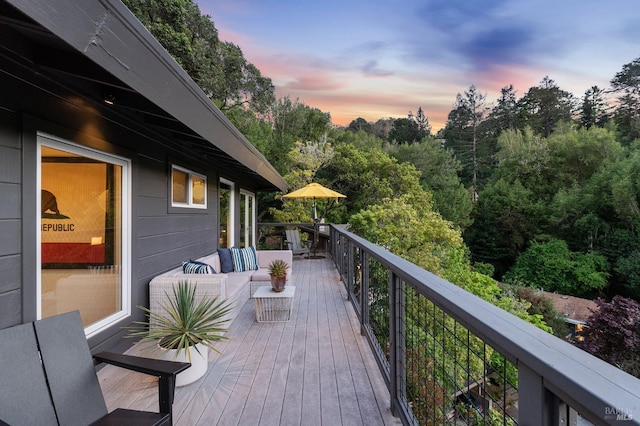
254;286;295;322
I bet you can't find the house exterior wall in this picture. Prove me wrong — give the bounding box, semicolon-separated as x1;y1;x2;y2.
0;110;22;329
0;55;251;353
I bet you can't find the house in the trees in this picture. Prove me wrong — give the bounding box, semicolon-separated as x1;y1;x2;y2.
0;0;286;352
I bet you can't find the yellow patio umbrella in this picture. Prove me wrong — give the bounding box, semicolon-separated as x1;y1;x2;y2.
282;183;346;258
282;182;346;200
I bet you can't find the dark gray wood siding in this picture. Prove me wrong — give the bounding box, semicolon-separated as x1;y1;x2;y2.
0;110;22;328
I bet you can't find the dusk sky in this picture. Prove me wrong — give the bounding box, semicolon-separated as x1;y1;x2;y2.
195;1;639;130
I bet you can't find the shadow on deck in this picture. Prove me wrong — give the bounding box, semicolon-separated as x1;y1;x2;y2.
98;256;401;425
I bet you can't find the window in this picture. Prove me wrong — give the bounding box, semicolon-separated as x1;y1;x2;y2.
240;190;256;247
172;165;206;208
219;179;234;247
38;133;130;336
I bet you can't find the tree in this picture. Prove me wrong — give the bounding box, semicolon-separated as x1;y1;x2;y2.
517;76;576;137
579;296;640;378
123;0;274;113
272;140;337;224
486;85;520;134
318;144;423;222
503;239;609;298
464;179;538;278
415;106;432;136
443;85;489;199
346;117;373;133
580;86;610;129
372;117;395;140
388;117;421;144
611;57;640;143
264;96;331;173
389;140;473;229
547;123;624;186
493;127;551;194
217;42;275;112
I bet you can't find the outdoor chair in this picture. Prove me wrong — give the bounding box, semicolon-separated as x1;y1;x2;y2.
285;229;311;256
0;310;190;426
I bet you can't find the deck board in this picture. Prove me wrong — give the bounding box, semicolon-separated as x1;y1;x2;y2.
98;256;401;425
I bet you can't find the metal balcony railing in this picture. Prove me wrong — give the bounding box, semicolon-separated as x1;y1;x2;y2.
259;223;639;425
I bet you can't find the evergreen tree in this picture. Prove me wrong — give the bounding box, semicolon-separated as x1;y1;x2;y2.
580;86;610;129
517;76;576;137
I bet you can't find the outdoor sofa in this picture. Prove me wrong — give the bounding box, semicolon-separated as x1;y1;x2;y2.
149;248;293;324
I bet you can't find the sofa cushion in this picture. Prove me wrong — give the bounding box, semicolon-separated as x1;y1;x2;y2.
217;248;234;273
257;250;293;269
251;268;271;282
182;259;215;274
251;268;292;282
230;246;259;272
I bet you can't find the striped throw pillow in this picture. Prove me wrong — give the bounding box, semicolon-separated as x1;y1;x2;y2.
182;259;214;274
230;246;259;272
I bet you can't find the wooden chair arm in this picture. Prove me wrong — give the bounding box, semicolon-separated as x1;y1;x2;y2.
94;351;190;417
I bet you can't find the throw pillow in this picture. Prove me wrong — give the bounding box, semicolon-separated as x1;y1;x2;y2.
217;248;234;273
182;259;213;274
230;246;259;272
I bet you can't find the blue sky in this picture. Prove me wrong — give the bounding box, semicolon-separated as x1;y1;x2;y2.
195;0;639;130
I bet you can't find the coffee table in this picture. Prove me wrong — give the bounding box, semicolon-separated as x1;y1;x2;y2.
253;286;295;322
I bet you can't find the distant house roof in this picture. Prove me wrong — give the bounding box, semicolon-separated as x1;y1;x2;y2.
3;0;287;192
541;291;598;324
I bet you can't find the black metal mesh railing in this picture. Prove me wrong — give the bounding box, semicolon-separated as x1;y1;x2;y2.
401;282;517;425
323;224;640;426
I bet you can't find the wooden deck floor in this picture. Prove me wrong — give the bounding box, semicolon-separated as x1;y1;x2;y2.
98;256;401;425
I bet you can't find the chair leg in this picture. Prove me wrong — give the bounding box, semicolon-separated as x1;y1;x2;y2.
158;375;177;422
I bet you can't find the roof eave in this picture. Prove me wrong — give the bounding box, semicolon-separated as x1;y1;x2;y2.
7;0;287;192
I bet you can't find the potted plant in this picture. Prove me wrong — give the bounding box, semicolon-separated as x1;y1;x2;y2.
126;280;232;386
268;259;288;292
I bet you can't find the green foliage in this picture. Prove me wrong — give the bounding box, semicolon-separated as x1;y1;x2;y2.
346;117;373;133
124;0;274;113
472;262;494;277
271;140;339;224
502;285;570;338
349;193;463;274
388;139;473;229
517;76;576;137
611;56;640;144
126;281;231;360
319;144;424;222
580;86;611;129
464;178;537;278
267;259;288;277
547;123;624;186
493;127;551;195
504;239;609;297
264;96;332;173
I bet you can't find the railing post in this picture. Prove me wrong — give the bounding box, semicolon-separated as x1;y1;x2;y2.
360;252;369;336
518;363;555;425
347;239;354;295
389;272;405;418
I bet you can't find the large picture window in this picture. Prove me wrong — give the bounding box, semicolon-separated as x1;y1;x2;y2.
38;134;130;336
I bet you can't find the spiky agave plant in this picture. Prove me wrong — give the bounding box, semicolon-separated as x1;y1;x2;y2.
268;259;289;277
126;281;232;361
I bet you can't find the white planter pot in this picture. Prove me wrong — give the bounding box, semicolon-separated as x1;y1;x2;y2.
161;343;208;387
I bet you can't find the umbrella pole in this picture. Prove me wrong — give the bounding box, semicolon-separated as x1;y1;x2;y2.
310;199;324;259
